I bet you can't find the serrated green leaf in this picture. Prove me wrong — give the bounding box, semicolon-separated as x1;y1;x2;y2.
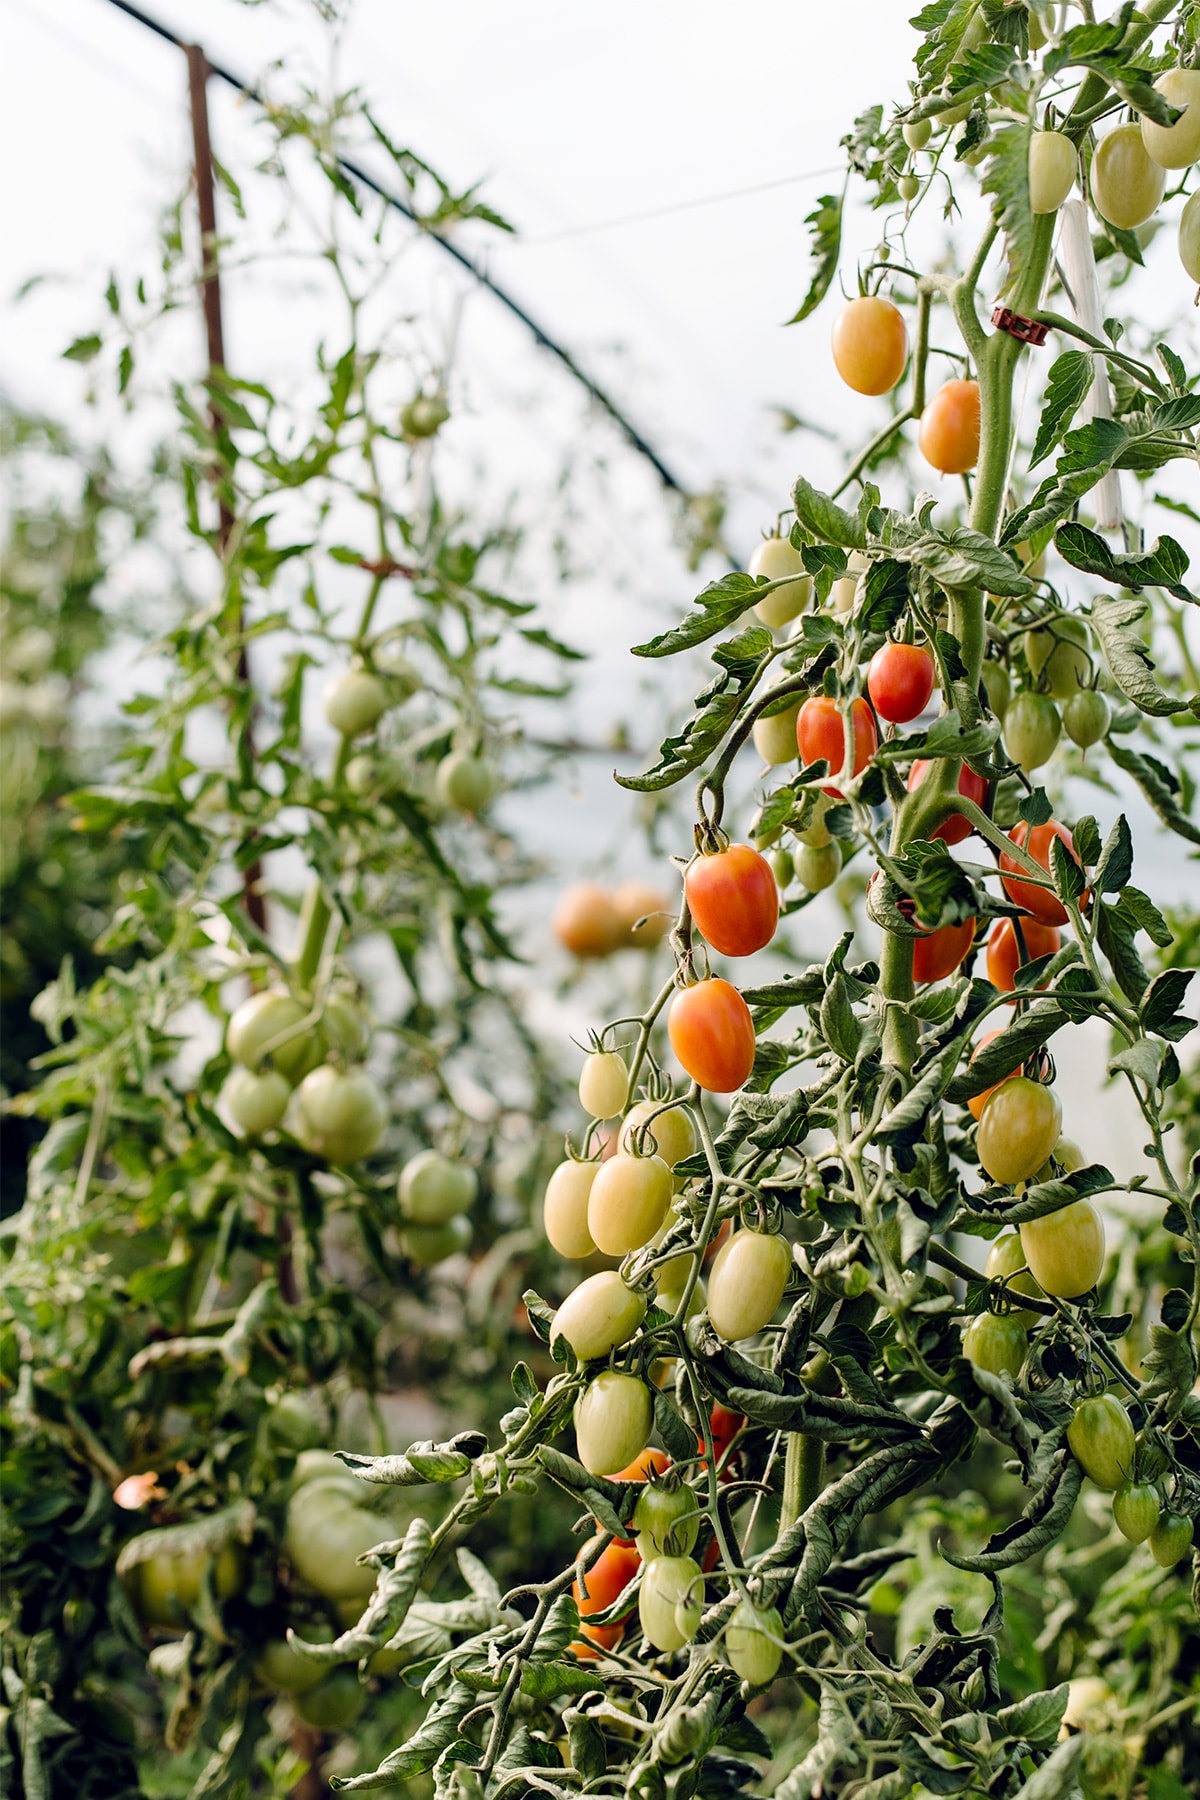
787;192;844;324
1091;592;1187;717
1029;353;1093;469
1056;522;1195;602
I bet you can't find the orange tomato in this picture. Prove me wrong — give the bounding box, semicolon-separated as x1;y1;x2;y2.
668;979;756;1094
919;379;981;474
906;758;988;845
911;917;975;984
831;296;909;396
796;695;878;796
553;883;621;957
571;1534;641;1657
685;842;779;958
612;881;672;948
966;1030;1019;1121
999;820;1086;927
985;917;1061;995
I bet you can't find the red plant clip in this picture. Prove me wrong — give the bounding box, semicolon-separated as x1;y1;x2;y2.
991;307;1049;346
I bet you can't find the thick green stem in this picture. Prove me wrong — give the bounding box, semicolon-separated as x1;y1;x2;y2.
780;1431;824;1534
880;927;918;1073
294;878;333;992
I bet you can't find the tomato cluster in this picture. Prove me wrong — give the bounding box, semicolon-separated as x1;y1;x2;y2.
552;879;673;958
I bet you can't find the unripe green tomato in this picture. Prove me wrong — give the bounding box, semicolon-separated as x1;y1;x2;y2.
959;130;993;168
587;1151;673;1256
748;537;811;628
771;849;793;889
1067;1394;1135;1492
903;118;931;151
267;1392;324;1452
579;1050;629;1120
633;1484;700;1561
976;1078;1062;1185
398;1149;478;1223
294;1065;387;1163
1113;1481;1160;1544
1053;1136;1085;1174
254;1634;329;1694
1063;688;1110;750
294;1668;367;1731
898;173;920;202
707;1230;792;1343
552;1271;648;1362
399;1213;472;1265
223;1066;291;1136
963;1312;1028;1378
284;1493;384;1601
639;1555;702;1652
936;93;974;127
573;1370;653;1476
794;841;841;893
1029;130;1077;213
795;792;833;848
542;1159;600;1259
1180;190;1200;281
982;661;1011;721
1092;123;1165;230
344;752;390;796
1003;690;1061;772
323;669;389;738
1019;1198;1105;1298
290;1450;351;1493
657;1272;705;1321
133;1543;247;1629
1025;616;1092;699
1141;68;1200;169
323;992;371;1062
436;751;497;814
619;1101;696;1169
226;988;323;1085
753;703;802;766
726;1599;784;1685
400;394;450;438
1149;1510;1194;1567
983;1233;1042;1327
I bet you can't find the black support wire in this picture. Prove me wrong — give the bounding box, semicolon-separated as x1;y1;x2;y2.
103;0;692;498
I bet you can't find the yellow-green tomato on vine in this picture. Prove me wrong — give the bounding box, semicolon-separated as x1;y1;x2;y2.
542;1159;600;1258
1149;1511;1194;1567
639;1555;703;1652
587;1150;673;1256
1141;68;1200;169
294;1065;387;1163
1019;1198;1105;1298
323;668;389;738
400;1214;472;1265
753;701;802;766
132;1543;246;1630
1024;617;1092;699
254;1634;329;1694
748;537;811;627
1180;190;1200;282
226;988;322;1085
284;1485;384;1601
1113;1481;1160;1545
963;1312;1028;1379
574;1370;654;1476
903;117;931;151
725;1599;785;1685
619;1100;697;1170
222;1066;291;1136
1067;1395;1135;1492
1063;688;1110;751
399;1149;478;1222
633;1482;699;1561
983;1233;1042;1327
794;842;841;894
436;751;497;814
552;1271;647;1362
579;1050;629;1120
1003;691;1061;772
976;1078;1062;1186
1092;123;1165;229
295;1669;367;1731
706;1230;792;1343
795;792;834;848
1029;130;1077;213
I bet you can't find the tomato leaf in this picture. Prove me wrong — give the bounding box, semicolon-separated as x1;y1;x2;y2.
1055;522;1196;602
1029;352;1094;469
946;999;1070;1104
942;1445;1083;1572
1091;593;1189;718
1105;738;1200;844
792;477;866;550
1141;970;1196;1042
876;511;1034;598
858;559;912;634
337;1433;486;1486
786;191;844;325
981;122;1035;299
654;1392;697;1466
1092;814;1132;893
631;572;759;659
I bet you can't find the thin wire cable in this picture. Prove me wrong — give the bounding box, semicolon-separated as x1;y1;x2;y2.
521;167;844;247
99;0;692;498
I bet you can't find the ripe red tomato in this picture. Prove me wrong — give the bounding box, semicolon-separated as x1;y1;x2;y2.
796;696;878;796
907;759;988;845
999;821;1086;927
967;1031;1018;1121
985;917;1061;995
684;843;779;958
867;642;936;724
831;295;909;396
911;917;975;984
919;379;981;474
572;1534;641;1657
668;979;756;1093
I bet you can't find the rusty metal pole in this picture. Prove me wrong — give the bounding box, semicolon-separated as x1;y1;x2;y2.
185;44;268;934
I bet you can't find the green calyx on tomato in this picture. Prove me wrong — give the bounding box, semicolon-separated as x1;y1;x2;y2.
1067;1394;1135;1492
